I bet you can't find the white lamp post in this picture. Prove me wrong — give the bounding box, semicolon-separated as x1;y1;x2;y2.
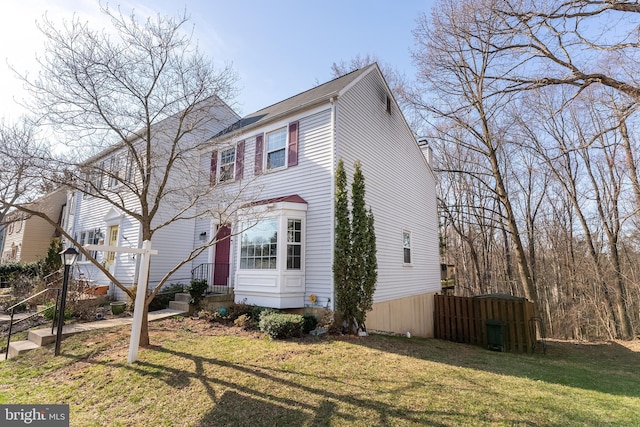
54;247;78;356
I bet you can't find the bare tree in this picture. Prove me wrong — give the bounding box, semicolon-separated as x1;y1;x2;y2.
514;85;637;338
11;5;240;346
494;0;640;100
409;0;538;302
0;117;48;224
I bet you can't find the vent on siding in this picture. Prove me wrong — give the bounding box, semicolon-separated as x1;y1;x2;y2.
386;95;391;114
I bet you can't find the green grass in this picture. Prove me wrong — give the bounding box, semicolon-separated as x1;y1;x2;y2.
1;318;639;426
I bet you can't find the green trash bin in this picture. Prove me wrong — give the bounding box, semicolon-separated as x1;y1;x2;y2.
486;320;505;352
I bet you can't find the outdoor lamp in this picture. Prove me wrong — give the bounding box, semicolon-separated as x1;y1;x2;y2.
60;247;79;266
55;246;79;356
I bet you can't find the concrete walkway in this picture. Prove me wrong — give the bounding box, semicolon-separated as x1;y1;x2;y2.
0;311;37;323
3;308;187;360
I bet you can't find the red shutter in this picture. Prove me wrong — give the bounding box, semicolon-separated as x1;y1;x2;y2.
235;140;245;180
288;121;299;167
254;134;264;175
210;150;218;185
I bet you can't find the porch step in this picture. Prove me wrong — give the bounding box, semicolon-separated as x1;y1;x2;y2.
28;329;58;346
4;309;187;360
174;293;191;303
169;300;190;312
7;340;40;359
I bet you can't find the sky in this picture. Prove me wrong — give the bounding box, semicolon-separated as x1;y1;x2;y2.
0;0;433;121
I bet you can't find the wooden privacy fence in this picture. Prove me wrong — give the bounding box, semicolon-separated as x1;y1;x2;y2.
434;294;536;353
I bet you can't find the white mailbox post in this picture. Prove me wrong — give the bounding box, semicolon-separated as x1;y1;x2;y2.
85;240;158;363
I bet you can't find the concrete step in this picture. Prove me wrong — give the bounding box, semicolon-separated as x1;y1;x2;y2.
3;308;188;361
7;340;40;359
174;293;191;303
169;300;190;312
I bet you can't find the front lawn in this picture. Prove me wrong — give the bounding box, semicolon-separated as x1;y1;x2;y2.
1;317;638;426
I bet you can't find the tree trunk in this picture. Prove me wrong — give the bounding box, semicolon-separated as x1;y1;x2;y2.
139;301;150;347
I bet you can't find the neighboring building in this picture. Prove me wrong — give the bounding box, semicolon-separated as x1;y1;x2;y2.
195;64;440;337
64;97;239;298
0;188;67;263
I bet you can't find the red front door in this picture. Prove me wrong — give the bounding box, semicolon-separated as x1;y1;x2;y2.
213;225;231;287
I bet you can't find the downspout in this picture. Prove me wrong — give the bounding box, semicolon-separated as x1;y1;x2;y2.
329;96;337;311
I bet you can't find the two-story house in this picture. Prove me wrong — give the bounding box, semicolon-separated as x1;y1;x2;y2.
65;96;239;299
194;64;440;337
1;188;67;263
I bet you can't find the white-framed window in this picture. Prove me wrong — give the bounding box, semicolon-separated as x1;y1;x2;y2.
107;156;119;188
266;128;287;170
403;230;412;264
240;219;278;269
83;168;104;197
287;219;302;270
76;229;100;261
107;152;133;188
125;153;135;182
219;147;236;182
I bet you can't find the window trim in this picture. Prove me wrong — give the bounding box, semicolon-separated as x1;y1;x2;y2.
218;146;236;183
256;121;299;174
239;218;279;270
286;218;302;270
75;229;101;262
265;127;287;171
237;214;305;272
402;230;412;265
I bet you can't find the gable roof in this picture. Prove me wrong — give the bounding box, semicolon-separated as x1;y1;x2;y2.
213;64;375;139
81;95;239;166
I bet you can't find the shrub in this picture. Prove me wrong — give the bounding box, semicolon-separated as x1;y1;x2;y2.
149;283;184;311
254;306;278;321
259;312;304;339
188;279;208;308
42;306;72;321
227;300;253;321
302;314;319;334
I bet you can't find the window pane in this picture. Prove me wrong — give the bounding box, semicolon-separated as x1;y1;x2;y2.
240;219;278;269
267;129;286;151
267;149;285;169
287;219;302;270
403;232;411;264
266;128;287;170
219;148;236;182
220;148;235;164
287;245;301;269
287;219;301;243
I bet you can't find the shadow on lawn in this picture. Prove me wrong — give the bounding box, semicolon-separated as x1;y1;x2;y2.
115;345;466;427
348;334;640;398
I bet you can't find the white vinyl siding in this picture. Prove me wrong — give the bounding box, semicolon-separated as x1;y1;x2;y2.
66;99;239;301
202;107;333;306
335;69;440;302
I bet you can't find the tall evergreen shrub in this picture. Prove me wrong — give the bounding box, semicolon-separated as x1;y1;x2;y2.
333;160;378;333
